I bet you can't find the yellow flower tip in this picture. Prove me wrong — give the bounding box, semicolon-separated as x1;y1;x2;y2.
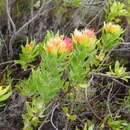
72;29;83;43
104;22;122;34
96;53;104;61
25;43;34;52
72;29;96;47
58;43;66;53
0;86;2;91
47;36;72;54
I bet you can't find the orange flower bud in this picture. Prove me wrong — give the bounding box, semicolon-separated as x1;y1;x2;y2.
104;22;123;34
25;43;34;52
72;29;96;47
72;29;84;43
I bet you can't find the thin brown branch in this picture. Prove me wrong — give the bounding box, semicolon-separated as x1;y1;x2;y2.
0;60;15;66
85;87;102;121
93;72;130;89
93;73;121;79
112;79;130;89
106;83;114;117
85;76;102;121
5;0;16;33
50;103;59;130
9;0;53;58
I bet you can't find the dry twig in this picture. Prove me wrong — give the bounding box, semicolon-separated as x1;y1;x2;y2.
5;0;16;33
85;75;102;121
106;83;114;117
50;103;59;130
93;72;130;89
9;0;53;58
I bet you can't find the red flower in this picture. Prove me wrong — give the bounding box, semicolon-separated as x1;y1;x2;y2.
63;37;73;52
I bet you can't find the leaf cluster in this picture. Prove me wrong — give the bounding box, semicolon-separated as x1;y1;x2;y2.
105;0;128;22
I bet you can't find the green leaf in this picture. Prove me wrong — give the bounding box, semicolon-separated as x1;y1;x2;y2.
67;114;77;121
79;83;90;88
121;76;130;82
31;117;40;127
0;85;11;97
105;1;128;22
0;91;12;102
108;119;126;129
88;124;94;130
126;123;130;130
63;107;68;114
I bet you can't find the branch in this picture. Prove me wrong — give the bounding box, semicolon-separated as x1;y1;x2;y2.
85;75;102;121
106;83;114;118
93;73;121;79
96;42;130;71
0;60;15;66
5;0;16;32
93;72;130;89
50;103;59;130
9;0;53;58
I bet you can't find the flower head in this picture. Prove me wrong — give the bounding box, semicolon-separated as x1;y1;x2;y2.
72;29;96;47
104;22;123;34
72;29;84;43
25;43;34;52
47;36;73;54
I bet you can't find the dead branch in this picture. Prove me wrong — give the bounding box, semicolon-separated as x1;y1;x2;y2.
85;75;102;121
106;82;114;117
5;0;16;33
9;0;53;58
50;103;59;130
93;72;130;89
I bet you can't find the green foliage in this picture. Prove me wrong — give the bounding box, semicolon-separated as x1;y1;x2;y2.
17;32;72;128
52;0;84;7
63;107;77;121
18;54;68;102
83;121;95;130
107;61;127;76
107;61;130;82
63;0;84;7
0;85;12;107
0;0;5;15
105;0;128;22
16;40;41;70
26;59;64;101
107;116;127;130
101;116;128;130
22;97;45;130
16;21;125;128
101;22;124;51
43;30;58;44
13;0;33;16
124;90;130;108
68;43;96;87
14;0;130;128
